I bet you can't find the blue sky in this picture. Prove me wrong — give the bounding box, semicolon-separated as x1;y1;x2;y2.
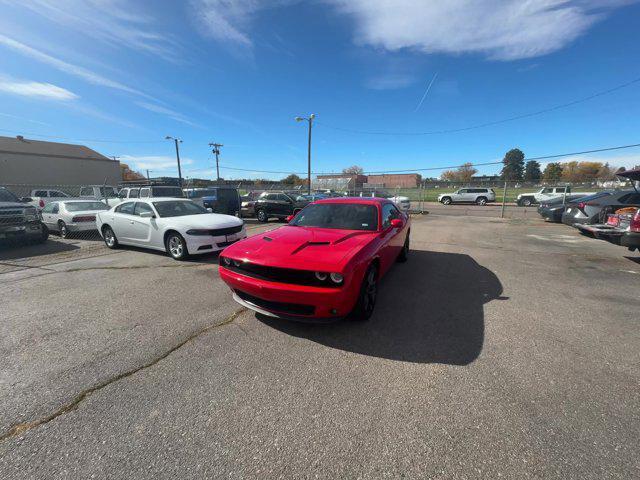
1;0;639;180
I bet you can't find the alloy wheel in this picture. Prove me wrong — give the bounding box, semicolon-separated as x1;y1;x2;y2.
104;228;115;247
363;268;377;315
168;235;184;259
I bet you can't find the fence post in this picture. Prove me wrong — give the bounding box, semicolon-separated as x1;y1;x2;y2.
500;181;507;218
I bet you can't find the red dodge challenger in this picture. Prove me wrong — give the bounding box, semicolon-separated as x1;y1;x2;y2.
219;197;410;322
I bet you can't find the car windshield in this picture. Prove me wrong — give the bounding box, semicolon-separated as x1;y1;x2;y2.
0;189;19;202
65;202;108;211
186;189;218;198
101;187;118;198
291;203;378;231
152;200;207;217
151;187;183;197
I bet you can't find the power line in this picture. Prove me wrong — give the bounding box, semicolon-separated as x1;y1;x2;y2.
0;128;164;144
215;141;640;176
315;75;640;136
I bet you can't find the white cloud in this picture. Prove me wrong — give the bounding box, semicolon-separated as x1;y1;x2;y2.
328;0;636;60
120;155;195;172
0;112;51;126
0;79;78;100
8;0;182;62
135;101;201;128
0;34;158;101
366;73;416;90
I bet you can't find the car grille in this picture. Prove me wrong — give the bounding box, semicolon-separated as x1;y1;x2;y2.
209;225;243;236
0;212;25;226
235;289;315;316
221;258;332;287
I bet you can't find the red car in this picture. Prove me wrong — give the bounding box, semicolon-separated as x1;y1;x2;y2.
219;197;410;321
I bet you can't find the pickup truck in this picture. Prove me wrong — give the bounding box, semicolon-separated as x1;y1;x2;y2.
0;187;48;245
78;185;121;207
22;188;73;210
516;187;591;206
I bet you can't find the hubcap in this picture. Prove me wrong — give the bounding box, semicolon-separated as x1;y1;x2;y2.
60;224;67;236
258;211;266;221
104;229;114;246
169;236;183;257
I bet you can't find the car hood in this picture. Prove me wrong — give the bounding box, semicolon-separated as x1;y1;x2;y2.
162;213;242;229
0;202;28;209
616;168;640;182
222;225;376;271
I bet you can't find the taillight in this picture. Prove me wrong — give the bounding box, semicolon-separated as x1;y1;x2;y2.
39;199;45;208
631;211;640;233
577;202;585;210
72;215;96;222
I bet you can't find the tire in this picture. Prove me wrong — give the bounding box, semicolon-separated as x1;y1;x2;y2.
441;196;452;205
397;231;410;263
58;220;69;238
35;225;49;244
166;232;188;260
256;209;268;223
521;197;533;207
102;225;119;249
475;196;488;206
350;264;378;321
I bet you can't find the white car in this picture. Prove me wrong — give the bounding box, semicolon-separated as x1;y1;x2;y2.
40;200;109;238
95;198;246;260
25;188;72;210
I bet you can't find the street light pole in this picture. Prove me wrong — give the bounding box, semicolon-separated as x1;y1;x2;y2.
295;114;315;194
165;136;183;189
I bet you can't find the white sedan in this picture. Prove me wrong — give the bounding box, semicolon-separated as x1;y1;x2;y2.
95;198;246;260
40;200;109;238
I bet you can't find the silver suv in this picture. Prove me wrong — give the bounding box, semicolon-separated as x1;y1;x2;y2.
438;188;496;206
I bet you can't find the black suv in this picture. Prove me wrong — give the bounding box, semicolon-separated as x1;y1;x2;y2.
254;192;309;222
0;187;48;245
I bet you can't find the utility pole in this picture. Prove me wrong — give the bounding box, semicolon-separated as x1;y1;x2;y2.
165;136;183;189
295;114;315;194
146;169;150;180
209;142;223;183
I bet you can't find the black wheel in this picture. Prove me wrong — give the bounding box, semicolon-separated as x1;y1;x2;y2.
441;196;452;205
397;232;410;263
58;220;69;238
35;225;49;244
350;264;378;321
166;232;188;260
521;197;533;207
102;225;119;249
476;196;487;206
257;209;268;223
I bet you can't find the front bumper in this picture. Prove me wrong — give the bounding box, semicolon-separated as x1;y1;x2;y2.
0;222;43;240
219;266;357;320
621;231;640;249
185;230;247;254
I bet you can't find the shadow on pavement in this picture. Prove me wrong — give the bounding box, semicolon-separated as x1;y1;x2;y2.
0;238;79;260
259;250;504;365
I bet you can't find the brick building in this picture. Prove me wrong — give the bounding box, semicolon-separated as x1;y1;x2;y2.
366;173;421;188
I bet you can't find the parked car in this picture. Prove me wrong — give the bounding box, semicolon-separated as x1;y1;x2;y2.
561;190;640;226
438;188;496;206
253;191;309;222
575;207;640;252
517;186;591;206
95;198;246;260
361;190;411;212
0;186;48;245
118;185;183;202
184;187;240;216
537;194;590;222
219;197;410;321
23;188;72;210
78;185;121;207
40;200;109;238
240;191;262;218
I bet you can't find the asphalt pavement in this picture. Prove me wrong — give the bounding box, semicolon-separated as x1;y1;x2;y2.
1;215;639;479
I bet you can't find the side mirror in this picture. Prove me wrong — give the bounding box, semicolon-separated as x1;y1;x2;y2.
139;211;155;218
390;218;404;228
285;215;294;222
206;207;213;212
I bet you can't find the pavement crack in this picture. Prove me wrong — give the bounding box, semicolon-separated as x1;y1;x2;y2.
0;307;247;443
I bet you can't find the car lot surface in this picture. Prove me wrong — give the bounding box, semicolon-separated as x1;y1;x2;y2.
1;215;639;479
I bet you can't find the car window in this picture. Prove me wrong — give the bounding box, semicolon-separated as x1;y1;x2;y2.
50;191;68;197
140;188;150;198
115;202;135;215
266;194;279;201
622;193;640;204
79;187;92;196
118;190;128;199
458;189;467;194
128;189;140;198
34;190;48;197
277;194;291;202
52;204;59;214
381;203;400;228
41;203;55;213
134;202;154;216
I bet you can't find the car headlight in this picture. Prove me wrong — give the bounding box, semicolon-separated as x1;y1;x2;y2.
24;207;38;221
222;256;232;266
186;229;210;235
314;272;328;281
330;273;344;284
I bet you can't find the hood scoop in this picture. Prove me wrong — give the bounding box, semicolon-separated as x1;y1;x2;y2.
291;241;330;255
262;236;273;242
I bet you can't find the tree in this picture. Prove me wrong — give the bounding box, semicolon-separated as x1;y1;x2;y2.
281;173;303;185
440;162;477;183
543;163;563;182
342;165;364;175
596;162;614;181
500;148;525;181
560;161;580;182
575;161;602;182
523;160;542;182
